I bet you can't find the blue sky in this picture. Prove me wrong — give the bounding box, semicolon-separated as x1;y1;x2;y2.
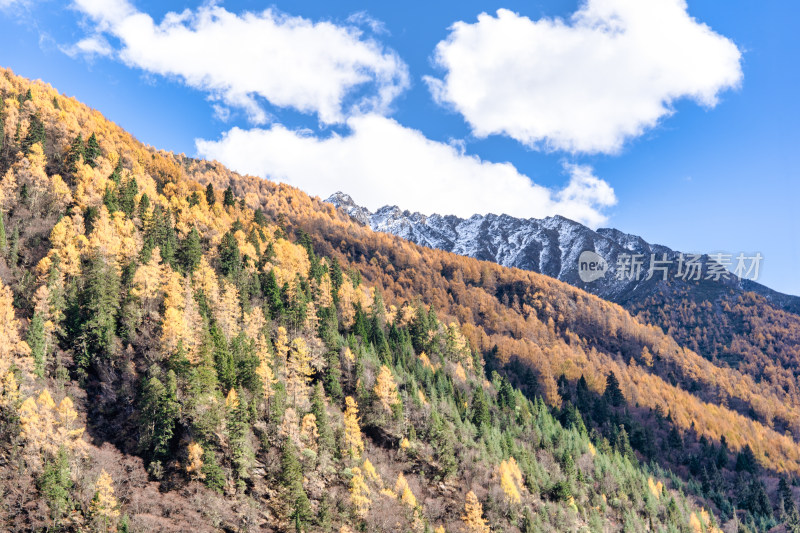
1;0;798;295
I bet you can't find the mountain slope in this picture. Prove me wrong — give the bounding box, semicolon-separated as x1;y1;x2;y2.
0;67;795;532
326;193;800;434
326;192;799;311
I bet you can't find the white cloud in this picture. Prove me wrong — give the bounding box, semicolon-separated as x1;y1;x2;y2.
71;0;409;124
61;35;113;58
196;115;616;227
425;0;742;154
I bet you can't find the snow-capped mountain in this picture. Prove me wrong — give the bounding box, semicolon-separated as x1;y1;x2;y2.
325;192;800;312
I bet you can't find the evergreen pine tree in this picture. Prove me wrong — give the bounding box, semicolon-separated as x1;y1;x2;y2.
471;388;490;429
201;447;226;493
79;256;121;364
310;382;334;454
603;371;625;407
38;446;73;522
64;133;85;175
22;113;45;153
219;230;241;277
780;476;797;518
204;183;215;206
223;186;235;207
179;227;203;273
85;132;101;167
735;445;758;475
138;366;179;461
280;441;312;528
119;177;138;216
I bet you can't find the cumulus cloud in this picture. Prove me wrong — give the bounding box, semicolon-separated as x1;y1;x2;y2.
61;35;113;58
425;0;742;154
71;0;409;124
196;115;616;227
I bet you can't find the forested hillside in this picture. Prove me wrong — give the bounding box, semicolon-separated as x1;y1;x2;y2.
0;68;796;532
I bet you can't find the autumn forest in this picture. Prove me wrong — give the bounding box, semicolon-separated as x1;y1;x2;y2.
0;68;798;533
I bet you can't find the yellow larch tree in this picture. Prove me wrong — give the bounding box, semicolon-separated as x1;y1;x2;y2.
286;337;312;408
445;322;471;366
41;210;87;278
343;396;365;460
641;346;654;367
161;280;204;363
0;166;18;212
186;441;205;480
349;466;371;519
395;473;417;509
314;273;334;309
648;477;663;499
337;281;358;329
90;469;120;532
274;326;290;373
0;279;31;380
9;143;51;212
86;206;140;271
32;284;59;347
498;459;522;504
193;256;220;304
131;247;164;315
362;458;381;487
225;388;240;410
243;307;267;340
269;238;310;286
19;390;86;471
462;491;490;533
255;353;276;404
0;371;20;410
373;365;400;414
214;280;242;340
300;413;318;451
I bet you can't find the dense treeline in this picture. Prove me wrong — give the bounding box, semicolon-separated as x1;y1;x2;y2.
632;286;800;428
0;68;794;532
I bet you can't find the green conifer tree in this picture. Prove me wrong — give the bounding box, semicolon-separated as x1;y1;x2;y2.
205;183;216;206
85;132;101;167
223;186;235;207
179;227;203;273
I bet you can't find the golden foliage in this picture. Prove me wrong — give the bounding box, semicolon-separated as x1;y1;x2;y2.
0;370;20;409
343;396;364;460
647;477;663;500
43;210;87;278
20;390;86;471
186;441;205;480
498;458;524;504
214;280;242;340
0;279;31;378
362;458;381;486
300;413;318;450
86;206;140;270
394;473;417;509
462;491;490;533
373;365;400;414
90;469;120;531
286;337;313;408
349;466;371;519
225;388;239;410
